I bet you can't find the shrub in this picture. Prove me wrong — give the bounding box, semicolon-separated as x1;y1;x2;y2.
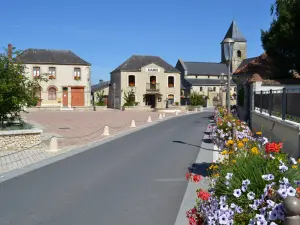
190;91;205;106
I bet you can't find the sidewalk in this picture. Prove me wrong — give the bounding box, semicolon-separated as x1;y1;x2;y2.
174;118;215;225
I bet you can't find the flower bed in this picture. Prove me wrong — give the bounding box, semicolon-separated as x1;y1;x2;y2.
186;107;300;225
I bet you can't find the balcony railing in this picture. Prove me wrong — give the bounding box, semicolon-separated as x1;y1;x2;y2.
146;83;160;92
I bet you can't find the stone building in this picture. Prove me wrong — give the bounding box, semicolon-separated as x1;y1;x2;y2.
175;20;247;106
108;55;181;109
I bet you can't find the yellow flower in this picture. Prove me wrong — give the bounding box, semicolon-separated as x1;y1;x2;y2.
231;159;237;164
237;142;244;148
256;131;262;135
292;165;298;169
229;151;234;155
221;150;228;155
298;158;300;163
226;140;234;146
251;147;259;155
214;174;220;177
209;164;214;170
242;138;249;142
213;165;219;170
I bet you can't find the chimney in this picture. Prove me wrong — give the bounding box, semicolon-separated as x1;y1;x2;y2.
8;44;12;60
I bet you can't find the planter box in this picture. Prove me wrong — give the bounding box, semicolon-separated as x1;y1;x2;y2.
122;106;153;111
0;128;43;150
188;106;203;112
94;106;109;111
212;144;227;163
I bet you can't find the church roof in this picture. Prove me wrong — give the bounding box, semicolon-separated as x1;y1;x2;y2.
223;21;247;42
177;61;228;76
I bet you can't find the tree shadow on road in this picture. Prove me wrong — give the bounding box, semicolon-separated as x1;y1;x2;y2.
202;138;213;144
173;140;200;148
188;162;212;177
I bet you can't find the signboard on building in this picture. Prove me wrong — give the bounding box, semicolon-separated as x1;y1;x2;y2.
146;68;160;72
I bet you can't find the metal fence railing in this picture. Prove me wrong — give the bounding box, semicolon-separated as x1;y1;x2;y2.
254;88;300;122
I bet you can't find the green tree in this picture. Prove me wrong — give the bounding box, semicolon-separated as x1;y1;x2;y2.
0;47;47;128
261;0;300;77
95;90;106;106
190;91;205;106
123;88;138;106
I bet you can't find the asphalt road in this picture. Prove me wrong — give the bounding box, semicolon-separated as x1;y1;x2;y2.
0;112;211;225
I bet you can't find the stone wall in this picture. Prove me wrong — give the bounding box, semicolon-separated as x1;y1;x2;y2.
0;129;43;150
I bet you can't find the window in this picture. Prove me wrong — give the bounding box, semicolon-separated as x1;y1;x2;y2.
49;67;56;79
168;94;174;105
150;76;156;83
128;75;135;87
234;87;237;91
74;68;81;80
168;76;174;87
33;67;40;77
48;87;56;100
200;87;203;91
237;50;242;58
213;87;216;91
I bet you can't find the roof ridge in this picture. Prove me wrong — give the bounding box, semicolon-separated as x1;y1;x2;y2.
185;61;225;64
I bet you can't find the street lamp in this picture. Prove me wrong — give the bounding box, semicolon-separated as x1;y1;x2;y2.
112;82;116;111
222;38;235;115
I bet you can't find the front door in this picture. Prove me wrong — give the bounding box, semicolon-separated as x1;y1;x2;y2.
145;94;156;108
63;87;68;107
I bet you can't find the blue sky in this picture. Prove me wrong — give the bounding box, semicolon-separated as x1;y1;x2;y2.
1;0;274;84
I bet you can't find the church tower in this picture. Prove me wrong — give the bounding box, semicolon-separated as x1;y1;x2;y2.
221;20;247;73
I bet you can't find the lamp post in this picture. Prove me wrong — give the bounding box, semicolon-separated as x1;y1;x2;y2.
112;82;116;111
220;73;225;106
222;38;235;115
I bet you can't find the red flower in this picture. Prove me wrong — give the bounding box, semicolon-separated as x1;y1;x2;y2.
186;172;192;180
265;142;282;154
197;189;210;201
193;174;202;183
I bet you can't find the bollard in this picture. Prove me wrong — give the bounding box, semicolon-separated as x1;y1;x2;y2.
283;196;300;225
147;116;152;123
175;111;179;116
162;113;166;118
159;113;163;119
102;126;110;136
48;136;58;152
186;109;189;114
130;120;136;128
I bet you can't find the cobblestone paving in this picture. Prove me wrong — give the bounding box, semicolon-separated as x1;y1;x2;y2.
0;110;185;174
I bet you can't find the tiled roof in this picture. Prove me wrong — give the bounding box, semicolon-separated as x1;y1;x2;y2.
16;49;91;66
182;62;228;76
91;81;110;92
223;20;247;42
186;78;236;86
233;53;279;78
111;55;179;73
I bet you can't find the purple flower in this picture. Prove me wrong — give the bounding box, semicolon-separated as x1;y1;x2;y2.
278;187;288;198
233;189;242;198
262;174;274;181
235;206;243;213
295;180;300;186
241;185;247;192
220;204;228;211
279;164;288;173
230;203;236;209
242;179;251;186
287;187;296;196
218;214;228;224
225;173;233;180
267;200;275;208
247;192;255;200
290;157;297;165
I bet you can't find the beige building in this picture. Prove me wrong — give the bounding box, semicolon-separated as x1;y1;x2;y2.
17;49;92;108
91;80;110;105
108;55;181;109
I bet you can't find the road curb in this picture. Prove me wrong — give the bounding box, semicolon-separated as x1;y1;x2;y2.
0;111;205;183
174;120;215;225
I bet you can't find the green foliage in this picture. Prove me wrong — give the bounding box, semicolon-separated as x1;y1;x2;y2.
261;0;300;77
123;88;138;106
0;47;47;128
190;91;205;106
237;88;244;106
95;90;106;106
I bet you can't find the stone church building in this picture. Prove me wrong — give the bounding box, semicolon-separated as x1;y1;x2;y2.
175;20;247;106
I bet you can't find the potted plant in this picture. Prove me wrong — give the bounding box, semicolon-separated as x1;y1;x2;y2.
74;76;81;81
168;84;174;87
129;83;135;87
49;75;55;80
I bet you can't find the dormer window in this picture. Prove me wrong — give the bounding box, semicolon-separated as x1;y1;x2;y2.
33;67;40;77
